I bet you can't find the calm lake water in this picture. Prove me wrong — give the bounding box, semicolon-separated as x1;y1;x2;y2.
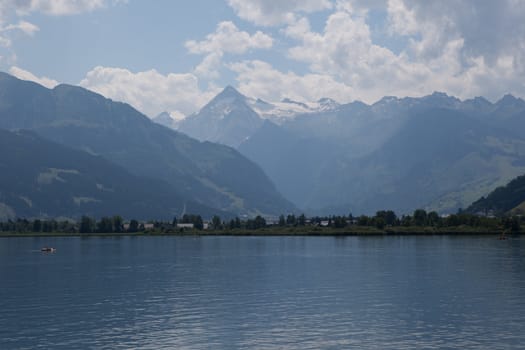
0;235;524;349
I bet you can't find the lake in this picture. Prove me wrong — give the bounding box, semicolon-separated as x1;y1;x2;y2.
1;235;524;349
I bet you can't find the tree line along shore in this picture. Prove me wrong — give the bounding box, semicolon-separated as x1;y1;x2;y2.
0;210;521;236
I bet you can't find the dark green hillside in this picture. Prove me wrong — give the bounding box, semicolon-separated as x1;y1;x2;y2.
466;174;525;215
0;129;223;220
0;72;294;216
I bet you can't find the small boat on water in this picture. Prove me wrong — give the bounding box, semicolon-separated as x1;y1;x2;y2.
41;247;56;252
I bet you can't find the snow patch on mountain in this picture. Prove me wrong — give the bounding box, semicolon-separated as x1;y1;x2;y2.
247;96;341;124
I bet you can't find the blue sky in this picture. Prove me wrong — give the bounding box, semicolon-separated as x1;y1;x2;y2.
1;0;524;118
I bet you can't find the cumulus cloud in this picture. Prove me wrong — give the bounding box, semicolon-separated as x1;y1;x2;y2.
230;0;525;102
185;21;273;55
227;0;332;26
282;9;427;102
287;11;387;76
79;66;219;117
386;0;525;99
389;0;525;65
9;66;58;88
185;21;273;80
193;52;223;80
230;59;355;103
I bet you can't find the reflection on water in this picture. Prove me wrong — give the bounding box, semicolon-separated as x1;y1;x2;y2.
0;235;524;349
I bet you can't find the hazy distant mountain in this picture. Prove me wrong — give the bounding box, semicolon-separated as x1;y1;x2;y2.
307;108;525;214
0;72;295;217
177;86;264;148
238;91;525;215
152;111;179;130
466;173;525;216
479;95;525;138
238;95;413;206
238;120;335;207
173;86;525;215
0;129;220;220
491;94;525;117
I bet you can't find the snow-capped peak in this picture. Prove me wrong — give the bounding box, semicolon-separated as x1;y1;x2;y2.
247;96;341;123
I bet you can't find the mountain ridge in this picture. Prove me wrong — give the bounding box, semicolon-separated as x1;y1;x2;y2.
0;72;295;217
188;85;525;215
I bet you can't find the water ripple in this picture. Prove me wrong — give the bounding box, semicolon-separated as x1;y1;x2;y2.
0;236;524;349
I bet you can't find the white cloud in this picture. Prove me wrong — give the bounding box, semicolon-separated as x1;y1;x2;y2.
287;11;385;75
227;0;333;26
79;66;219;117
386;0;525;99
0;21;39;48
2;21;39;38
193;52;223;79
0;14;40;48
389;0;525;65
185;21;273;81
230;59;355;103
9;66;58;88
185;21;273;55
283;9;423;102
12;0;121;16
245;0;525;104
386;0;418;36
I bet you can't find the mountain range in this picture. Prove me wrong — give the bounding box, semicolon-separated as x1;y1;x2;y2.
160;86;525;215
0;72;295;219
2;69;524;219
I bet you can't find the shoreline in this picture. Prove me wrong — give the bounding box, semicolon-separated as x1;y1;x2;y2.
0;227;511;238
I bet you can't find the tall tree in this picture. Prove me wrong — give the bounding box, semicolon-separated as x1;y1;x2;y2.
128;219;139;232
32;219;42;232
97;217;114;233
413;209;428;226
113;216;124;233
79;216;95;233
278;215;286;227
212;215;222;230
